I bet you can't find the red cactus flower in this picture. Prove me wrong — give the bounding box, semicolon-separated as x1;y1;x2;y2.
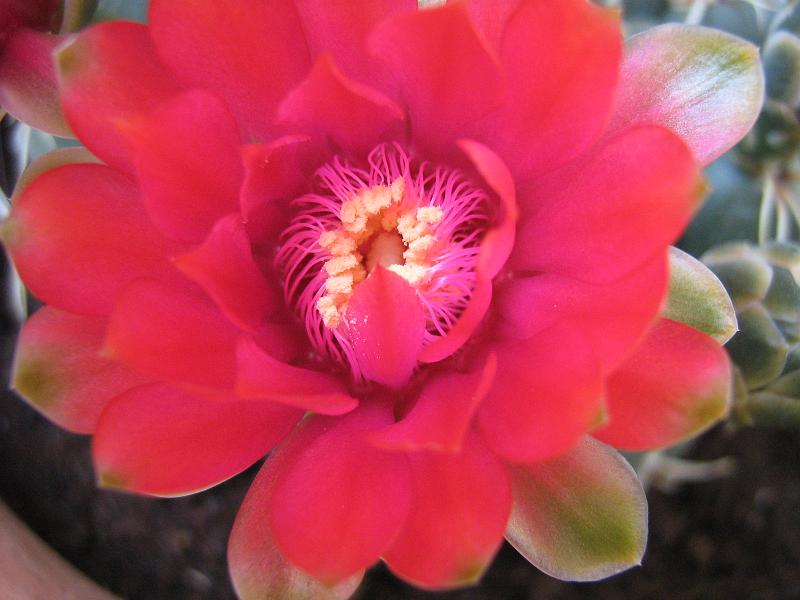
3;0;763;596
0;0;74;135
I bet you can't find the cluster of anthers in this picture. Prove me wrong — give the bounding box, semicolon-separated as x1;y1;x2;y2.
277;143;491;379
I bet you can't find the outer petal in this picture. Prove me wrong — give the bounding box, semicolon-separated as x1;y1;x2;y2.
229;456;363;600
344;266;425;388
368;2;503;158
12;307;148;434
382;433;511;590
418;140;517;363
506;436;648;581
495;253;668;373
174;214;280;332
510;125;703;283
236;336;358;416
2;164;184;316
609;24;764;166
278;54;404;155
105;279;238;389
93;383;300;497
122;90;243;243
270;406;412;584
487;0;621;179
479;324;604;463
148;0;310;140
56;21;182;173
594;319;732;451
292;0;416;86
371;354;497;453
0;29;71;136
663;246;738;344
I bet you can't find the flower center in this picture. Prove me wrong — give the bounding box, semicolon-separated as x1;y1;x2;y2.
276;143;490;378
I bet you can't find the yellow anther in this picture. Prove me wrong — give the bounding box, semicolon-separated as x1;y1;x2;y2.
317;177;442;328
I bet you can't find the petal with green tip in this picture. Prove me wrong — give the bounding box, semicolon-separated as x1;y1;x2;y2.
609;24;764;165
382;433;511;589
13;307;148;434
0;29;72;137
595;318;731;451
506;436;647;582
228;445;363;600
663;247;737;344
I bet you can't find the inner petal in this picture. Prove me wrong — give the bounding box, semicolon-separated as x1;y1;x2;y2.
276;143;490;382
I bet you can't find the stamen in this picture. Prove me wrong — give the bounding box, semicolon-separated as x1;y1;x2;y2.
276;143;490;377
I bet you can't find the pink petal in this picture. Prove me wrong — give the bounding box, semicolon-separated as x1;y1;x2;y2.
418;140;517;363
368;2;503;159
148;0;310;141
240;136;314;246
122;90;243;243
595;319;732;451
105;279;239;389
0;29;71;136
608;24;764;166
464;0;521;51
229;456;364;600
56;21;182;173
507;436;647;581
174;214;280;332
510;125;702;283
236;336;358;416
2;163;185;316
93;383;300;497
344;266;425;388
371;353;497;453
278;53;404;155
496;253;668;373
479;324;603;463
270;405;412;584
382;433;511;589
485;0;622;179
12;307;149;434
292;0;416;87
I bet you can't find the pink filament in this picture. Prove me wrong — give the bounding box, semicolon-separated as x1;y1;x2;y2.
276;143;490;377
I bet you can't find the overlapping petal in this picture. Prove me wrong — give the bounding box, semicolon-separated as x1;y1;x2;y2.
12;307;148;434
496;253;668;373
174;214;281;332
2;163;185;316
511;125;703;283
148;0;310;141
485;0;622;179
479;324;604;463
368;2;503;159
93;383;300;497
278;54;404;155
382;433;511;589
371;354;497;453
594;319;732;451
269;406;411;584
121;90;244;243
56;21;182;173
105;279;238;389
